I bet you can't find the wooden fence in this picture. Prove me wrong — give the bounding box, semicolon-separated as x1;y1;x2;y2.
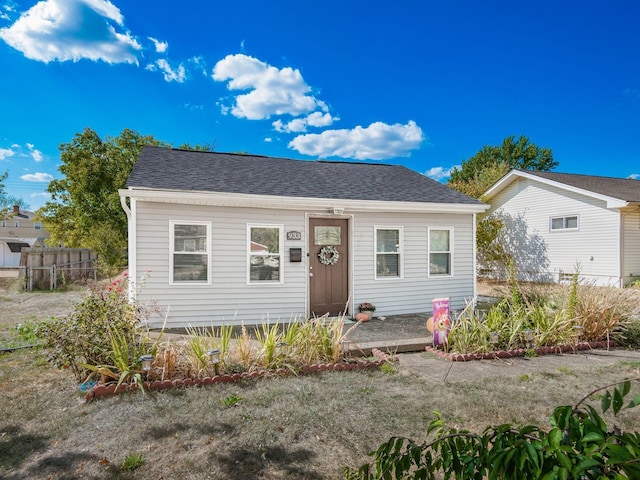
20;248;97;290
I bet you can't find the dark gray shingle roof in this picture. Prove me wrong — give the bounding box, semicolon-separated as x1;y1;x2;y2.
126;146;482;205
524;170;640;203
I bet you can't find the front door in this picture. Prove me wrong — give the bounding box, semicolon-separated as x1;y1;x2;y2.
309;218;349;316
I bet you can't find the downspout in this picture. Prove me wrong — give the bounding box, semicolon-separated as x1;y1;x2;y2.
120;193;136;302
472;213;478;298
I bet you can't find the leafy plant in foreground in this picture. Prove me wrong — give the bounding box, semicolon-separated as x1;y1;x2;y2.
344;378;640;479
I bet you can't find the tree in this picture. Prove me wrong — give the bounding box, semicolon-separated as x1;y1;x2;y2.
0;171;29;219
177;142;216;152
447;135;557;273
38;128;167;271
449;134;557;184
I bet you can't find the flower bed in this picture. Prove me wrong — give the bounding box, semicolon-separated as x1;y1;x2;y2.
85;358;390;402
425;341;614;362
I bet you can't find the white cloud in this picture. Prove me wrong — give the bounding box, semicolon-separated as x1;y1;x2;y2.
629;173;639;180
21;172;53;182
150;58;186;83
425;165;459;181
0;147;16;160
0;0;141;64
148;36;168;53
26;143;43;161
273;111;338;133
289;120;424;160
212;53;324;120
264;137;272;143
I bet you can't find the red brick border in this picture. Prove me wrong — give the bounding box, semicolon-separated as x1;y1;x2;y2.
424;341;614;362
85;359;386;402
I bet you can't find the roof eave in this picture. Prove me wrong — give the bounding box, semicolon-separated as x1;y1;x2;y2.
483;170;629;208
119;188;489;214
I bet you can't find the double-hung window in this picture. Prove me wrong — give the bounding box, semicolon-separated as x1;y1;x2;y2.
248;225;283;283
429;227;453;276
550;215;578;231
375;227;402;278
170;221;210;284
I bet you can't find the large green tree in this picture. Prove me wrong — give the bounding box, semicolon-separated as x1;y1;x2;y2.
448;135;558;272
449;134;557;185
38;128;166;270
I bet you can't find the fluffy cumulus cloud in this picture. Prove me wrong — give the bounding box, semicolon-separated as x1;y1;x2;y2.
146;58;186;83
425;165;459;181
629;173;639;180
212;54;329;120
289;120;424;160
0;0;141;64
20;172;53;182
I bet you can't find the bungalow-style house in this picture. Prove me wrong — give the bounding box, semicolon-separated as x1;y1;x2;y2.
119;146;488;327
482;169;640;286
0;205;49;267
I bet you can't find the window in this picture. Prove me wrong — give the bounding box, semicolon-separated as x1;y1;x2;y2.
375;227;402;278
550;215;578;231
170;222;210;284
0;220;5;227
248;225;283;283
14;221;19;228
34;222;42;230
429;227;453;276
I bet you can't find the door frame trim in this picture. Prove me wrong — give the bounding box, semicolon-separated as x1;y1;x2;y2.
305;213;354;317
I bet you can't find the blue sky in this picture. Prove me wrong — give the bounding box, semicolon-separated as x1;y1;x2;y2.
1;0;639;210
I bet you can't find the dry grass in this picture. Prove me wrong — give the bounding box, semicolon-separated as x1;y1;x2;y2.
2;285;640;479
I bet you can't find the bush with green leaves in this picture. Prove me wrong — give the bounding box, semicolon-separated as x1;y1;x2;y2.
37;275;157;382
344;378;640;479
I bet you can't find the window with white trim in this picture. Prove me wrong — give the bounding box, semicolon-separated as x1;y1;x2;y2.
429;227;453;276
550;215;578;231
248;225;283;283
170;222;210;284
375;227;402;278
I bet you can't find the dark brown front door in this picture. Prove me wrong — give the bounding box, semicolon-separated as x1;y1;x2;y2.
309;218;349;316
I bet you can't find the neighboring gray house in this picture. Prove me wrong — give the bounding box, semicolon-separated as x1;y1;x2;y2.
483;169;640;287
120;146;488;327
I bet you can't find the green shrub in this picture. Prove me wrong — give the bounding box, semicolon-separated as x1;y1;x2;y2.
37;275;157;382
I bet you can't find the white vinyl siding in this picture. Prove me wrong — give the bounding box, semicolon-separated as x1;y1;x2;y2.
486;177;621;285
353;212;474;315
374;226;402;279
135;202;307;327
131;202;477;327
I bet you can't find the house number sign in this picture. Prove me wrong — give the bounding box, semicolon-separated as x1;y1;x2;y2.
286;231;302;241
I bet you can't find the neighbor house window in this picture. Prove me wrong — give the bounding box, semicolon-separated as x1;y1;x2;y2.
550;215;578;231
375;227;402;278
34;222;42;230
248;225;283;283
170;221;210;284
429;227;453;276
0;220;5;227
14;221;19;228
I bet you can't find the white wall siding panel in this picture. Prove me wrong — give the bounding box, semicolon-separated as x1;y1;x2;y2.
486;178;621;286
352;212;475;315
623;210;640;284
135;202;307;327
133;201;477;327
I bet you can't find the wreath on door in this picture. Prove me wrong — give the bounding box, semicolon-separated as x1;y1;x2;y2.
318;245;340;266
